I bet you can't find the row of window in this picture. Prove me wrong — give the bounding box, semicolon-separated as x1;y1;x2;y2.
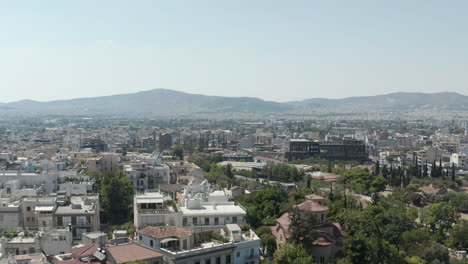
183;217;239;226
191;255;231;264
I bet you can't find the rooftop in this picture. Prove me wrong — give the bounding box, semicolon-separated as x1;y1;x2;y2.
107;243;163;264
180;204;246;216
138;226;193;240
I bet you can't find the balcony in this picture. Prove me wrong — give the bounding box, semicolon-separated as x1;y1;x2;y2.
245;254;259;261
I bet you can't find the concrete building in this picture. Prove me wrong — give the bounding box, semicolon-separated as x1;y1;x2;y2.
451;153;467;169
1;235;41;256
0;199;23;230
101;153;120;174
124;154;171;191
159;133;173;151
39;228;73;256
179;191;247;233
54;194;100;242
134;191;182;228
21;197;56;231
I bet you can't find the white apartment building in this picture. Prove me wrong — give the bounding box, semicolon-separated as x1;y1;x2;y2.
451;153;467;169
134;191;247;233
134;192;182;228
124;155;171;191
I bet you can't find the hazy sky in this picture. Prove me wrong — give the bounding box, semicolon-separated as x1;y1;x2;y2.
1;1;467;103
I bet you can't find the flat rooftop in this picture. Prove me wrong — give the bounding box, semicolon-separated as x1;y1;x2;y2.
180;204;246;216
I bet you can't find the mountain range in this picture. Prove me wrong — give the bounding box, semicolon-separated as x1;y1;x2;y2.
0;89;467;117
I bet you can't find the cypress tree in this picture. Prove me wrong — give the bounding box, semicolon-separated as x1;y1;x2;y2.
423;162;428;178
451;163;456;182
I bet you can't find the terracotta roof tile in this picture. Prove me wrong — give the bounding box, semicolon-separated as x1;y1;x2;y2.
107;243;163;264
295;200;328;212
138;226;193;240
70;244;98;258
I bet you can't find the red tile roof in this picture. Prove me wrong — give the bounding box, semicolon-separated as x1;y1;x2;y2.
70;244;98;258
107;243;163;264
55;259;100;264
275;212;292;239
295;200;328;212
138;226;193;239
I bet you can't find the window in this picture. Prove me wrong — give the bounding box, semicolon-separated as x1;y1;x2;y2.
150;240;154;247
237;252;240;257
216;257;221;264
321;214;324;222
27;206;31;211
205;217;210;225
183;218;187;226
226;255;231;264
214;217;219;225
139;235;143;241
232;216;237;223
320;256;325;263
206;260;210;264
193;217;198;225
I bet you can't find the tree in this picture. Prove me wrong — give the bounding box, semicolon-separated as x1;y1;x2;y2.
400;229;433;256
100;172;134;225
374;160;381;175
445;220;468;250
451;163;456;182
288;209;318;247
421;243;450;264
273;243;313;264
256;226;277;257
225;163;233;179
423;162;428;178
422;202;459;241
369;175;387;194
172;145;184;160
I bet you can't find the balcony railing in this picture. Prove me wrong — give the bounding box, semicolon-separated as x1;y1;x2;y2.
245;254;259;261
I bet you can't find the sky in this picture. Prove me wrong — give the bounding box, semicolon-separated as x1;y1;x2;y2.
0;0;467;103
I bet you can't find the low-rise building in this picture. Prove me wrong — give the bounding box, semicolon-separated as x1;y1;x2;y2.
106;243;164;264
54;194;100;242
39;228;73;256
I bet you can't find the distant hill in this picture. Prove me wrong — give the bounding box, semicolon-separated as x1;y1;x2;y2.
287;92;468;112
1;90;467;117
1;89;291;116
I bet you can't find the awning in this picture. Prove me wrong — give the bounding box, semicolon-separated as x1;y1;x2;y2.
160;238;178;243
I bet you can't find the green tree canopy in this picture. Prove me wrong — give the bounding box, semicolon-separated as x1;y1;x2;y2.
100;171;134;225
273;243;314;264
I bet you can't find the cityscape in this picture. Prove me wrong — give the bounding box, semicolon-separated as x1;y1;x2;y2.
2;1;468;264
